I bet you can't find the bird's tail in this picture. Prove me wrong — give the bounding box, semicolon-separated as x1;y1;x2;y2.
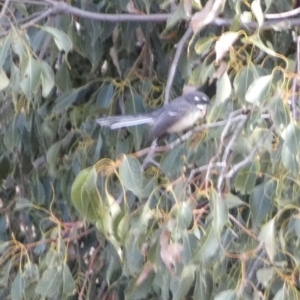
96;114;154;129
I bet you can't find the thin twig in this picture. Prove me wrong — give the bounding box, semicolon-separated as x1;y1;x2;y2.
164;27;193;104
132;111;248;158
21;8;54;29
0;0;11;18
216;117;247;194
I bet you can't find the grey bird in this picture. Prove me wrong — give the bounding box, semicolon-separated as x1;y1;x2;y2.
96;91;209;139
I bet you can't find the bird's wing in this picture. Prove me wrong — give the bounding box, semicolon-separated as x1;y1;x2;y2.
150;100;192;138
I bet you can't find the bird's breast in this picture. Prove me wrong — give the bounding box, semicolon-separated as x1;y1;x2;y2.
166;110;203;133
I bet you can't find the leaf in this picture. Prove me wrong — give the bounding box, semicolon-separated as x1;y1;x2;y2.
245;75;272;105
160;145;187;178
35;268;62;298
11;270;24;300
258;218;276;261
165;2;186;31
251;0;264;28
41;61;55;97
0;36;11;67
256;267;274;287
96;83;114;108
210;189;228;238
216;71;232;103
225;193;246;209
194;36;215;55
215;31;239;63
192;227;220;264
234;159;259;194
41;26;72;54
268;94;290;134
194;269;213;299
171;265;195;300
19;55;41;99
71;167;102;223
53;84;90;113
119;155;143;197
282;122;300;154
250;180;275;230
233;66;266;101
0;68;9;90
62;265;75;296
214;289;237;300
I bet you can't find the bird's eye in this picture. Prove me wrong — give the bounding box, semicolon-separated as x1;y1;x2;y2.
194;96;200;101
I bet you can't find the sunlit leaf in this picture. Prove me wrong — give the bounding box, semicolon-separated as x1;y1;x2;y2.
119;155;143;197
251;0;264;28
0;68;9;90
41;26;72;54
245;75;272;105
258;218;276;261
215;31;239;63
19;55;41;99
41;61;55;97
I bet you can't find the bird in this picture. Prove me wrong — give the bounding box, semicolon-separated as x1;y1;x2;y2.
96;91;210;140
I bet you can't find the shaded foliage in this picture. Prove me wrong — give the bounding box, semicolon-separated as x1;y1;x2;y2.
1;0;300;299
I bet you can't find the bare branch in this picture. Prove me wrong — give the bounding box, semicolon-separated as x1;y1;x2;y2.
265;7;300;19
164;27;193;104
42;0;171;23
216;117;247;194
132;110;248;158
0;0;11;18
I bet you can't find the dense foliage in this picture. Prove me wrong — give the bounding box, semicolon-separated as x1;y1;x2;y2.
1;0;300;299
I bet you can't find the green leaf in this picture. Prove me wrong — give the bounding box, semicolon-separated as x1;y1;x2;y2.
35;268;61;298
234;159;259;194
0;68;9;90
0;36;11;67
161;145;187;178
165;2;186;31
245;75;272;105
11;270;25;300
96;83;114;108
225;193;246;209
41;26;72;54
71;166;102;223
41;61;54;97
258;218;276;261
19;55;41;99
194;269;213;299
215;289;237;300
119;155;143;197
53;84;91;113
282;122;300;154
62;265;75;296
193;227;220;264
216;71;232;103
194;36;215;55
210;189;228;238
233;66;266;101
268;94;290;134
171;265;195;300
